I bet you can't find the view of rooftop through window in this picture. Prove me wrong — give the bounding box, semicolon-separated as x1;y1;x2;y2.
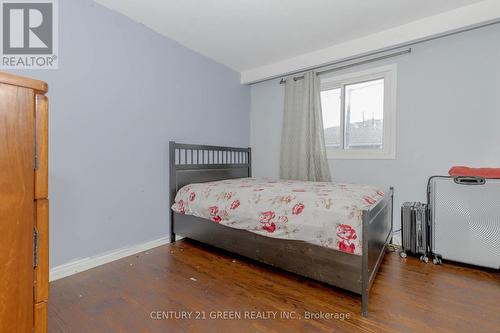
321;78;384;150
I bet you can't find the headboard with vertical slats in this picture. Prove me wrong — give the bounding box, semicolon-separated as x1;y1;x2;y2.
168;141;252;219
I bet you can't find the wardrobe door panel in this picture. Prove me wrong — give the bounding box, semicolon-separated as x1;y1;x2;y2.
35;95;48;200
35;199;49;303
34;302;48;333
0;83;35;333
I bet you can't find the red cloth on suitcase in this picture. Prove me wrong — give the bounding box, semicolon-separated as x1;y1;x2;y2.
449;166;500;178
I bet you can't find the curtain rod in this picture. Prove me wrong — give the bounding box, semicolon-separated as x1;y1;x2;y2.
279;48;411;84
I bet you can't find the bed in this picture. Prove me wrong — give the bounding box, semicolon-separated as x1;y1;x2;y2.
169;142;394;316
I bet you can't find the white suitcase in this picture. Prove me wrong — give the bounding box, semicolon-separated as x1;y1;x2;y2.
428;176;500;269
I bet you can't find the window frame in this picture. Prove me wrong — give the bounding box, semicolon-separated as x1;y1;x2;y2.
320;64;397;160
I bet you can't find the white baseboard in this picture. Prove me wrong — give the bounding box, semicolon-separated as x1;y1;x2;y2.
49;236;172;282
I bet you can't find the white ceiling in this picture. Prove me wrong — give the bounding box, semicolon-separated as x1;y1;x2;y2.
95;0;495;81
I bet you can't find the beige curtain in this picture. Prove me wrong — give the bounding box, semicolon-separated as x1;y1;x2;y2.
280;71;331;182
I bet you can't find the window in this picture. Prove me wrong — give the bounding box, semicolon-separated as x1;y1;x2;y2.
320;65;396;159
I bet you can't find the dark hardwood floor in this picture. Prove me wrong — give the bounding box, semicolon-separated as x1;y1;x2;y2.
49;239;500;333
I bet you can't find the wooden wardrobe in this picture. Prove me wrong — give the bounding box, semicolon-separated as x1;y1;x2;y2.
0;72;49;333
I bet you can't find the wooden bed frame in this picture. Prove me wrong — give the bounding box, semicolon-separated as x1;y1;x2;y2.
169;141;394;316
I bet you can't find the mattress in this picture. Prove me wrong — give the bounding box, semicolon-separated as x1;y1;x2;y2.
171;178;385;255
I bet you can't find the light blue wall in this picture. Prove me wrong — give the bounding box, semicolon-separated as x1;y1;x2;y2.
251;23;500;231
9;0;250;267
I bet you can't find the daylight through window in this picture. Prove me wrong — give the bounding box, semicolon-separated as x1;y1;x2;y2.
320;65;396;159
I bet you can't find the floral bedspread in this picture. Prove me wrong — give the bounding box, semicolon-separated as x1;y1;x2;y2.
171;178;385;255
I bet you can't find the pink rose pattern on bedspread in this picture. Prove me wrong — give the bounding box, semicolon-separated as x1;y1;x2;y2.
171;178;385;255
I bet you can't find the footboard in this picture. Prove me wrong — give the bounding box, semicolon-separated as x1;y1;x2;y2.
361;187;394;316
